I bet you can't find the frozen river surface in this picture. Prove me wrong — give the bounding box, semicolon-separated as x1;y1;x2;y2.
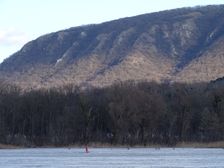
0;147;224;168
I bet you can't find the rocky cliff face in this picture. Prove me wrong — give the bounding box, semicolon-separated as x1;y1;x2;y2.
1;5;224;89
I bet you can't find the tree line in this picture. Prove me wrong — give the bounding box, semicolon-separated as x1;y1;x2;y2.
0;81;223;147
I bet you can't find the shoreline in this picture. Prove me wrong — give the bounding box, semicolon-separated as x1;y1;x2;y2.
1;141;224;149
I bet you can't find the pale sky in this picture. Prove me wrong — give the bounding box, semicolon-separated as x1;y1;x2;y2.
1;0;224;63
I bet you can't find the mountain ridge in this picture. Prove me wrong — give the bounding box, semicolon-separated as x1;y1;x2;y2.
1;5;224;89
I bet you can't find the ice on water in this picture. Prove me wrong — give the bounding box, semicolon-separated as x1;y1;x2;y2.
0;148;224;168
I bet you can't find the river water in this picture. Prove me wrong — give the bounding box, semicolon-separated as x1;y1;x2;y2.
0;148;223;168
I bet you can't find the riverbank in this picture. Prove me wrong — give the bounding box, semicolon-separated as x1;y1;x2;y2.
77;141;224;148
1;141;224;149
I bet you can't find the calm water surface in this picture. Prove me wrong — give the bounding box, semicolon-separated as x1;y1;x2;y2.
0;148;224;168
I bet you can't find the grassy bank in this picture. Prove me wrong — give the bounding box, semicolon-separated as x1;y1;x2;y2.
0;144;22;149
176;141;224;148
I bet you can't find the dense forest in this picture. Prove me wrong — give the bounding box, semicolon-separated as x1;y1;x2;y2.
0;81;224;147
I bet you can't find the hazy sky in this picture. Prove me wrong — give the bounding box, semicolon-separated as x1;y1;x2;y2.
1;0;224;62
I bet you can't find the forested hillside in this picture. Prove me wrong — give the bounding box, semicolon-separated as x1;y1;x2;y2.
1;5;224;88
0;81;223;146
